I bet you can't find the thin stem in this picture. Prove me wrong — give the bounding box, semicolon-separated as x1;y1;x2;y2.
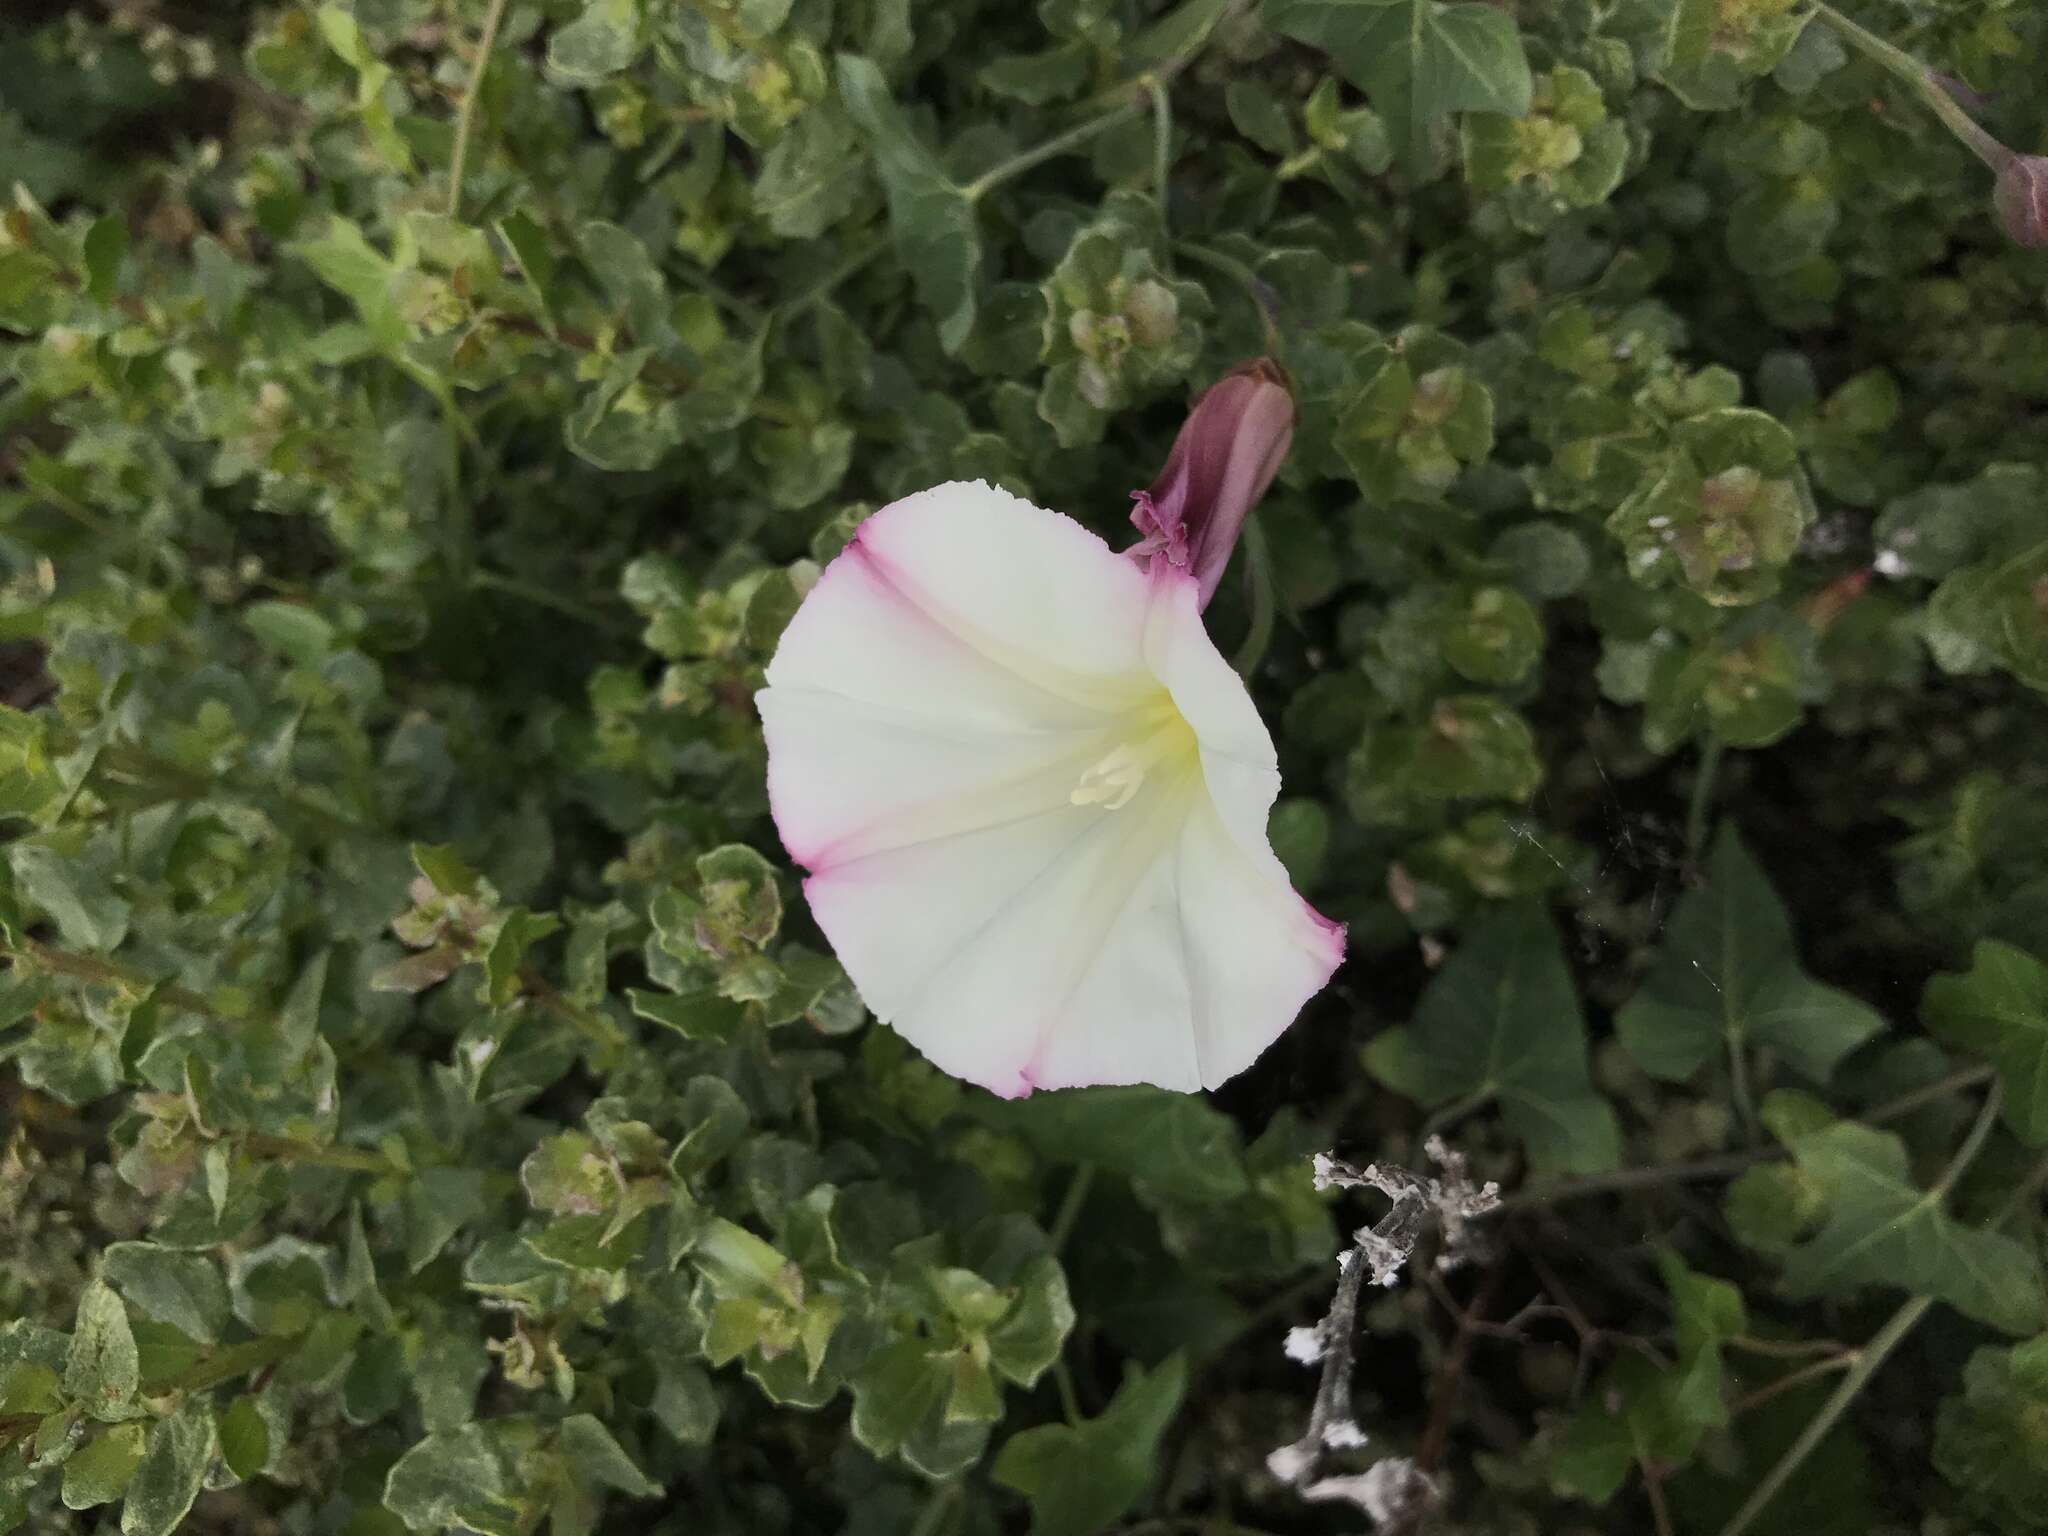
1174;241;1281;354
964;103;1143;201
1641;1458;1676;1536
1053;1358;1083;1426
908;1481;958;1536
1810;3;2009;169
1729;1333;1854;1361
1685;735;1724;861
1419;1087;1495;1143
1714;1296;1928;1536
1869;1061;1997;1124
470;568;628;632
1714;1085;2016;1536
1727;1025;1760;1144
243;1133;407;1176
1151;80;1174;249
9;939;218;1019
776;235;888;325
1930;1076;2003;1200
1490;1063;1999;1214
447;0;514;218
147;1331;299;1395
669;261;762;329
440;397;472;582
1730;1352;1859;1416
1049;1163;1096;1252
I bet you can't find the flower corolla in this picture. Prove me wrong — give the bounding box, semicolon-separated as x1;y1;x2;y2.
757;366;1339;1096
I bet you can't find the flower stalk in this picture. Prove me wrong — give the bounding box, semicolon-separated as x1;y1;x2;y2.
1812;2;2048;247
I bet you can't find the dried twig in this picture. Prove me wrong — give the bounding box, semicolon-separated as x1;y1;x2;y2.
1266;1139;1499;1526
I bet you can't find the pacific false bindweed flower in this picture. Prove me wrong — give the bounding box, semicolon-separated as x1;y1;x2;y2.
757;363;1340;1096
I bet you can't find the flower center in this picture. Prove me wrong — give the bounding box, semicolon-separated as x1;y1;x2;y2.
1069;695;1198;812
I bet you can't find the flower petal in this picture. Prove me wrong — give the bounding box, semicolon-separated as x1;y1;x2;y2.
758;481;1342;1096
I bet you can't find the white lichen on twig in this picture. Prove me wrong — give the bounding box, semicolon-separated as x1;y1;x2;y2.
1267;1139;1500;1525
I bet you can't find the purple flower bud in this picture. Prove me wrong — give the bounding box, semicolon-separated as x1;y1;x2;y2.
1128;358;1295;610
1995;154;2048;247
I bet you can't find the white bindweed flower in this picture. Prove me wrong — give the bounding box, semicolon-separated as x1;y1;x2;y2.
757;478;1342;1097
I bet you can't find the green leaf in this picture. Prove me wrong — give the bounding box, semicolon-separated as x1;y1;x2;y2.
411;841;482;899
1774;1116;2042;1335
291;216;406;351
1365;903;1620;1172
242;600;336;666
62;1423;147;1510
218;1395;270;1482
83;214;127;305
65;1279;139;1420
987;1255;1076;1388
382;1425;507;1532
837;54;981;352
992;1353;1187;1536
1618;829;1882;1084
1660;1250;1745;1432
480;907;560;1008
496;210;558;325
1934;1335;2048;1533
10;843;130;952
970;1086;1248;1202
1925;941;2048;1144
120;1399;216;1536
403;1168;488;1274
667;1076;752;1181
101;1244;229;1347
558;1414;659;1497
522;1131;612;1216
754;105;867;240
849;1339;950;1458
629;986;745;1041
1553;1257;1744;1501
1264;0;1534;176
547;0;644;83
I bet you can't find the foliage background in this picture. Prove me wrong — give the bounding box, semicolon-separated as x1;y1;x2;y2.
2;0;2047;1533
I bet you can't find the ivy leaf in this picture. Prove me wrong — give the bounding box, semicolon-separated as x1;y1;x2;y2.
1618;829;1883;1085
1552;1252;1744;1503
1264;0;1534;176
992;1353;1187;1536
837;54;980;352
1365;903;1621;1173
1775;1116;2042;1335
1660;1251;1746;1432
1924;940;2048;1144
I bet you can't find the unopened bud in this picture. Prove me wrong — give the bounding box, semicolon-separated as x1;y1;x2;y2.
1995;154;2048;247
1126;358;1295;610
